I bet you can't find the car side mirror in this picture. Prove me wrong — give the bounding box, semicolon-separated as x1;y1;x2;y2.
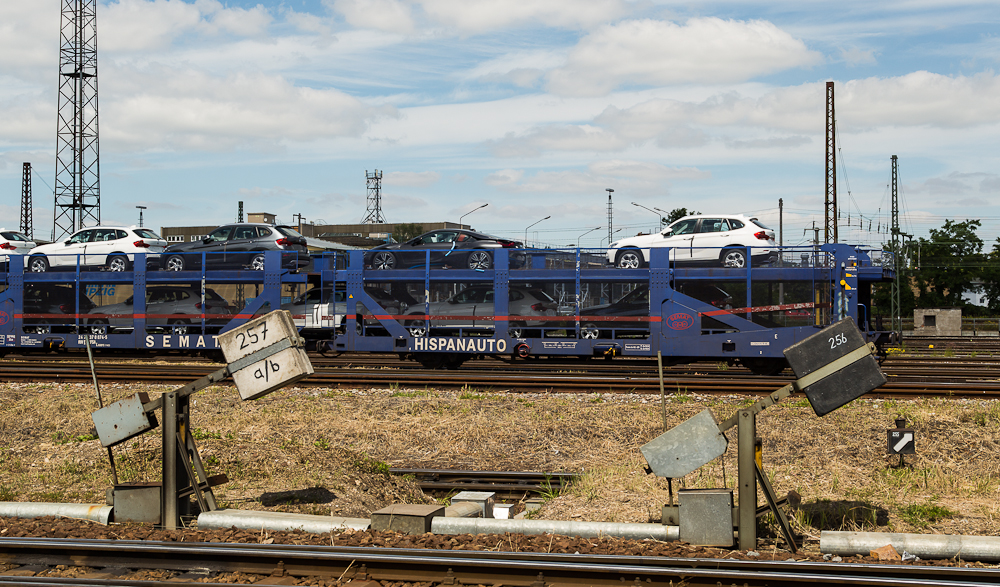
661;228;673;237
64;241;72;245
202;237;211;244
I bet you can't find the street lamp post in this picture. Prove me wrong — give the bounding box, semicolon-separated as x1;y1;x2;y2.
459;203;489;228
136;205;146;228
601;228;623;247
523;215;551;247
632;202;664;230
606;188;614;244
577;226;602;248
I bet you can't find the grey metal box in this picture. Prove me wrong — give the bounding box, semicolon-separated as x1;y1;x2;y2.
641;409;728;478
783;317;887;416
678;489;734;547
451;491;495;518
92;392;158;448
371;504;444;534
112;482;161;525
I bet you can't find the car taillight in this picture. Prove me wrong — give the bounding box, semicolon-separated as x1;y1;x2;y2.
59;304;73;313
500;241;518;248
275;238;290;246
195;302;211;310
531;303;548;311
754;231;770;240
0;243;15;250
133;240;150;248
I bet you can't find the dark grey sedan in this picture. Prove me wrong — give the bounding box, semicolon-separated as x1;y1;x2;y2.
161;223;308;271
364;229;523;270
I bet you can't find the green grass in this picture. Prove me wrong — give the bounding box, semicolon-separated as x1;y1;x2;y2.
898;500;955;528
191;428;222;440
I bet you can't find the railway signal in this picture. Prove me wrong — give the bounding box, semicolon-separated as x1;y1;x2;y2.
90;310;312;529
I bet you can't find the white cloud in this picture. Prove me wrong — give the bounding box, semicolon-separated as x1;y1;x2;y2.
587;160;710;182
839;46;877;66
485;169;524;185
385;170;440;186
102;67;398;152
0;0;59;80
545;18;823;97
330;0;415;34
419;0;629;34
101;0;273;53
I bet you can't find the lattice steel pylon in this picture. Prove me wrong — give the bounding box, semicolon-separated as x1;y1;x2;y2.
363;170;385;224
824;81;837;243
52;0;101;241
21;163;33;239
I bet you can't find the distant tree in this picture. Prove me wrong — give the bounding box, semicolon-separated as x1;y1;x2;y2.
912;219;983;308
664;208;700;225
979;239;1000;313
391;223;424;243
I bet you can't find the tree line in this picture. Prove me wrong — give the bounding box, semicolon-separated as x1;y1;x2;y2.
873;219;1000;317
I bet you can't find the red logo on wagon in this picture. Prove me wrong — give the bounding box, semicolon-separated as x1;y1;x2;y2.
0;310;8;326
667;312;694;330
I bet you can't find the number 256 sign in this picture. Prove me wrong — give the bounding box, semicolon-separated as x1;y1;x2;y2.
217;310;314;400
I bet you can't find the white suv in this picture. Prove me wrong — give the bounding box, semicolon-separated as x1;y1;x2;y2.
607;214;776;268
27;226;168;272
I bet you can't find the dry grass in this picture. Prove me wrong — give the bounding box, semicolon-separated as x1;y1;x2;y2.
2;381;1000;536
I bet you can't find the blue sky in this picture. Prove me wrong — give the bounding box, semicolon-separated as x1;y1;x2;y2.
1;0;999;248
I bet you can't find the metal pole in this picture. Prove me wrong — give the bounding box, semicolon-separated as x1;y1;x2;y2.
738;409;757;550
162;392;178;529
84;334;117;485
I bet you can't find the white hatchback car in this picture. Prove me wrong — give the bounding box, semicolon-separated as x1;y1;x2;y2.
607;214;777;268
27;226;168;272
0;229;36;268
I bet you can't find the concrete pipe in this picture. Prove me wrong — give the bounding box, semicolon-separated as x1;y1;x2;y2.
0;502;112;525
197;509;370;533
822;531;1000;562
432;516;679;541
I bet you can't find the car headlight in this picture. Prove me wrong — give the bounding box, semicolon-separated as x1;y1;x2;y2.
608;241;620;249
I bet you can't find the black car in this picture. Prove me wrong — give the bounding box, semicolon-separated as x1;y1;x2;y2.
161;223;308;271
22;283;96;334
579;283;732;339
364;229;522;270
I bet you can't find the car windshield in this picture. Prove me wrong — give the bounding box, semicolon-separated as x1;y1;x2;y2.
750;219;772;230
134;229;161;239
1;232;30;241
275;226;303;238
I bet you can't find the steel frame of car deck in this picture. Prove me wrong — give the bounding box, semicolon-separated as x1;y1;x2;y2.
0;245;894;365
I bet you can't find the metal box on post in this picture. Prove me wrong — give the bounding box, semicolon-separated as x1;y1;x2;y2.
640;409;728;479
112;482;161;524
678;489;734;547
783;317;886;416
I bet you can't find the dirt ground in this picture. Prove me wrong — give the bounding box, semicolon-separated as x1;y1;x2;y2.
3;378;1000;563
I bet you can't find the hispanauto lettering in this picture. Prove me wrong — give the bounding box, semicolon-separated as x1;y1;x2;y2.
412;337;507;353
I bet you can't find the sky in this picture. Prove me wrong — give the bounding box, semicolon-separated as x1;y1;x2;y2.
1;0;999;249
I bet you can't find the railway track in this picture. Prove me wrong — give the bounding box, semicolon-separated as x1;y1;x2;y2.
2;536;998;587
1;352;999;397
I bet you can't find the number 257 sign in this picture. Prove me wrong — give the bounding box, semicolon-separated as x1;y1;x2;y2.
217;311;314;400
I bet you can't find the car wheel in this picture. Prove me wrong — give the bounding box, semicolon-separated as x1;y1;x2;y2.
24;323;51;335
107;255;130;272
165;255;185;271
406;316;428;337
616;249;643;269
580;323;601;339
28;256;49;273
467;251;492;270
721;248;747;268
88;319;108;335
250;254;266;271
508;321;526;338
169;319;190;335
372;252;396;270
